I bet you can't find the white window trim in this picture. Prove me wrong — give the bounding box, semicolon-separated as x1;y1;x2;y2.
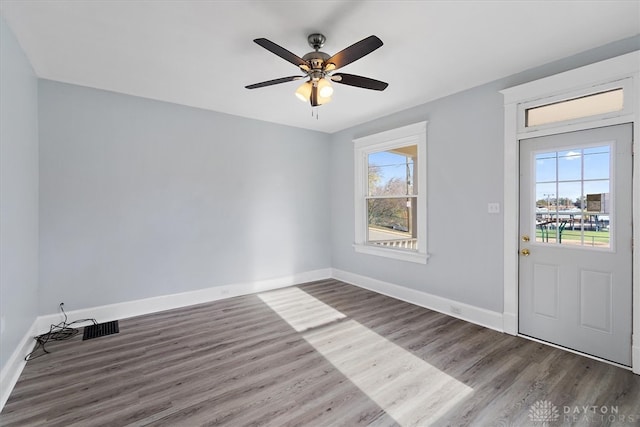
500;50;639;374
353;121;429;264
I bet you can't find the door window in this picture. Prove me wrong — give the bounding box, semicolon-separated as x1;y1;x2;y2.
533;144;612;249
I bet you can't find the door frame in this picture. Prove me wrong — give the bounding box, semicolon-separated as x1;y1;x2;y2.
501;51;640;373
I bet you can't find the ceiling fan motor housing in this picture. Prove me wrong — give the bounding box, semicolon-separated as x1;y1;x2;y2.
307;33;326;50
304;33;331;80
302;51;330;79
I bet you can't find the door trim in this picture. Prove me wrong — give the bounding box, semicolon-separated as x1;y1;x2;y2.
500;51;640;373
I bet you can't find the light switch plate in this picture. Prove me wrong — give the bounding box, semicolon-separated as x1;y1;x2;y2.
488;202;500;214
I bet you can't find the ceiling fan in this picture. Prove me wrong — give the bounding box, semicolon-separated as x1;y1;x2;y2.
245;33;388;107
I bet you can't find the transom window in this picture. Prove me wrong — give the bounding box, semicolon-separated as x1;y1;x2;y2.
526;88;623;127
354;122;428;263
518;78;631;133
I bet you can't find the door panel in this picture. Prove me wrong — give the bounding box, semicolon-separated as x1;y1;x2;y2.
519;124;632;366
533;263;559;319
579;270;612;333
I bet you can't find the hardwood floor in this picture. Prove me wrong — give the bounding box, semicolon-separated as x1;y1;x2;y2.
2;279;639;426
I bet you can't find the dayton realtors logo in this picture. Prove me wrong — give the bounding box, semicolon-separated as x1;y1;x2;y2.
529;400;559;424
529;400;638;424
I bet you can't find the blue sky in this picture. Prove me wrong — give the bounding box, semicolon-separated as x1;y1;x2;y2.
368;151;413;190
535;145;610;205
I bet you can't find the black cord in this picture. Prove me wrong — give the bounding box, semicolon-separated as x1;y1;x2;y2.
25;303;97;361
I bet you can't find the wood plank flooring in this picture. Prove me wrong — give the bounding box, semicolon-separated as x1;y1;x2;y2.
2;279;639;426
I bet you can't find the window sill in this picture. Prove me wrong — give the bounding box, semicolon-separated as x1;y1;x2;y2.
353;244;429;264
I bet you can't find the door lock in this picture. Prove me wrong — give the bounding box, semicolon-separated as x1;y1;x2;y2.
521;235;530;242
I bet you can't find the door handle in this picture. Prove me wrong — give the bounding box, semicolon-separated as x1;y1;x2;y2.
520;248;530;256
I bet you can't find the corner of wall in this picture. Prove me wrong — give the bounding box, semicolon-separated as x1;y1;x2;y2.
0;320;37;410
0;15;40;412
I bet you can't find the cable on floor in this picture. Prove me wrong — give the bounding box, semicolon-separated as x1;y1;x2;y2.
24;303;97;361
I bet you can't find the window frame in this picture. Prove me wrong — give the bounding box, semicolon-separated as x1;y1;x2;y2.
353;121;428;264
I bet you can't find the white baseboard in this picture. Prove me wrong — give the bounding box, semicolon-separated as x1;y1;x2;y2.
502;312;517;335
332;268;504;332
633;338;640;375
0;319;38;410
35;269;332;335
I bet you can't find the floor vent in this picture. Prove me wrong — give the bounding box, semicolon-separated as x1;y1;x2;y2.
83;320;119;341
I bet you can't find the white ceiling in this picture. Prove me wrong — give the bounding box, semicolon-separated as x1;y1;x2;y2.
1;1;638;133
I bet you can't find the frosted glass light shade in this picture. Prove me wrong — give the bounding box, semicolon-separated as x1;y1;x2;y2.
295;82;312;102
318;78;333;98
317;93;332;105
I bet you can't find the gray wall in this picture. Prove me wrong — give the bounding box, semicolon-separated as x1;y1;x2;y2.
0;18;40;371
38;81;331;313
329;35;640;313
330;83;505;312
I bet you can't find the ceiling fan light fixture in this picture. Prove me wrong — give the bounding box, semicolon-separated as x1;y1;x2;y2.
317;93;332;105
295;81;313;102
324;62;336;72
318;78;334;98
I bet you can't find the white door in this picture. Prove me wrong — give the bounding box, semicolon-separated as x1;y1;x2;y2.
519;124;633;366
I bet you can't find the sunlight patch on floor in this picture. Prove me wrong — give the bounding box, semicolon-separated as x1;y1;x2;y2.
258;287;473;426
258;287;347;332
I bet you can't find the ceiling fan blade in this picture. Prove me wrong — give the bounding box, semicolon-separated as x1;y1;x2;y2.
254;38;309;68
325;35;383;70
245;76;302;89
310;85;319;107
331;73;388;91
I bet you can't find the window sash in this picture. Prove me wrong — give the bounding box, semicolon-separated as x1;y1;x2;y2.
353;121;428;264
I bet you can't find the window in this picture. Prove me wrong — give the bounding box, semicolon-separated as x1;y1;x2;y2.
354;122;428;263
518;78;631;132
526;89;623;127
533;144;612;249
